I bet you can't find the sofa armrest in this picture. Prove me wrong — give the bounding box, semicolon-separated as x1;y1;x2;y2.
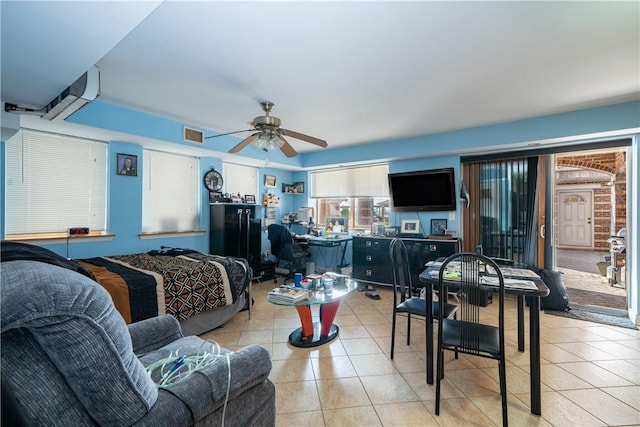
153;344;272;423
128;315;184;355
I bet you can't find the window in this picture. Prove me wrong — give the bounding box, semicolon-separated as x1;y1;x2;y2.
315;197;390;230
223;162;258;197
5;129;107;236
311;164;389;230
142;150;199;233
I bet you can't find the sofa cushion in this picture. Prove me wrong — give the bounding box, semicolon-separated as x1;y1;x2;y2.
1;260;158;426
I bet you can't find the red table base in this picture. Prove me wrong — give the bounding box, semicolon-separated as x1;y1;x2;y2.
289;300;341;348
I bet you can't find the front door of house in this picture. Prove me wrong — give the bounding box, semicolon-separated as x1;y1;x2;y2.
558;190;593;247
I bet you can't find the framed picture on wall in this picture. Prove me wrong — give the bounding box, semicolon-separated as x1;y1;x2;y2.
116;153;137;176
430;218;447;235
264;174;276;188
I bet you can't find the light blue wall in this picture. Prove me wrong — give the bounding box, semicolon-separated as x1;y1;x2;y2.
70;101;304;168
35;142;213;259
2;102;639;291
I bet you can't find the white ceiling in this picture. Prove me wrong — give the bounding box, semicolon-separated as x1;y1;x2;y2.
2;1;639;155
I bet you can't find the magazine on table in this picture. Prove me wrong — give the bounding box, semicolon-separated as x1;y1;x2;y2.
480;276;538;290
269;286;309;303
494;267;540;279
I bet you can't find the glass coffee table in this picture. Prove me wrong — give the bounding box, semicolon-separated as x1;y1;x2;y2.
267;278;359;348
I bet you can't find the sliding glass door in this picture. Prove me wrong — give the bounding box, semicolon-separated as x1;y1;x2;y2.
462;157;541;267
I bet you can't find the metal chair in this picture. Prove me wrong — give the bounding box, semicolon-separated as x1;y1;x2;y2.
389;238;457;359
435;252;508;426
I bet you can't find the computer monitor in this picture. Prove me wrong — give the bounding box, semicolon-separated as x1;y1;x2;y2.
296;207;314;224
325;217;349;234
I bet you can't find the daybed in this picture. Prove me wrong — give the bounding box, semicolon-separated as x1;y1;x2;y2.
1;243;251;335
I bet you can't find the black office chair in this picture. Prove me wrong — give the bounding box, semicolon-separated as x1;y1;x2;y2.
267;224;309;284
435;252;508;426
389;238;457;359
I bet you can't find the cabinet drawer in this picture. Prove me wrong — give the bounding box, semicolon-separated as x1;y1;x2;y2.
352;250;389;265
352;265;392;284
352;237;390;251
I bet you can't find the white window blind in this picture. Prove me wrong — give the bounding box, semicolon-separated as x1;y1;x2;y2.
5;129;107;235
311;164;389;198
142;150;199;232
223;162;258;197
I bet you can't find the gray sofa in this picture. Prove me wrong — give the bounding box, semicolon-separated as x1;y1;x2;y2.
1;260;276;426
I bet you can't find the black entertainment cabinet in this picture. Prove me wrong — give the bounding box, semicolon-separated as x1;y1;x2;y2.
209;204;262;278
352;236;461;286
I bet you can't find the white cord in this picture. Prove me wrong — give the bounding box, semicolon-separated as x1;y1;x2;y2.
145;340;232;427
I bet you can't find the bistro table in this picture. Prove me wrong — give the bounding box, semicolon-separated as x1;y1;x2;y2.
419;267;549;415
267;277;359;348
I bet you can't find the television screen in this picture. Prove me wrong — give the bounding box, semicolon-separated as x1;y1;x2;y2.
388;168;456;212
325;217;349;234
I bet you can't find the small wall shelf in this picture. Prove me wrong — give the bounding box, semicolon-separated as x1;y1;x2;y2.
282;182;305;194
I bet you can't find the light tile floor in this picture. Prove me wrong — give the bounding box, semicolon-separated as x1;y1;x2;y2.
200;280;640;427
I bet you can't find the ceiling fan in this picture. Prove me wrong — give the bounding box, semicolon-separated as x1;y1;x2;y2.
205;101;327;158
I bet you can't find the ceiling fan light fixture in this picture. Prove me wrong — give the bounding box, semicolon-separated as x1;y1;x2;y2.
255;132;283;152
208;101;327;158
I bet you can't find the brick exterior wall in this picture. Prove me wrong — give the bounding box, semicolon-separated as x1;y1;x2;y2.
556;152;626;252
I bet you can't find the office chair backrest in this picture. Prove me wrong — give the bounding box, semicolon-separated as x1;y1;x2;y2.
267;223;295;261
437;252;505;356
389;238;414;305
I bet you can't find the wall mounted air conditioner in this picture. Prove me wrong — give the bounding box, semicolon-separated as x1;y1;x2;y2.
41;65;100;121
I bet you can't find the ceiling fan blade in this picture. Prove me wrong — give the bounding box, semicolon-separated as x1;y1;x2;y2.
205;129;255;139
277;136;298;158
281;129;327;147
229;133;260;153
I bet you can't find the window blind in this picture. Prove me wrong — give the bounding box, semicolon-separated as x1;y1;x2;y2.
311;164;389;198
223;162;258;197
5;129;107;235
142;150;199;232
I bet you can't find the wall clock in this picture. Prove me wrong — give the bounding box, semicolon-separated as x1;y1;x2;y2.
203;167;223;192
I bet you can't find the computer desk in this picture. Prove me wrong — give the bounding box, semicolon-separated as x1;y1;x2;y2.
294;234;352;273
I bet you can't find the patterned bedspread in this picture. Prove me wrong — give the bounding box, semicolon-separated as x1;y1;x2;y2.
78;249;250;324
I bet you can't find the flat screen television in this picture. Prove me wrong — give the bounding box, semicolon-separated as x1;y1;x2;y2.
388;168;457;212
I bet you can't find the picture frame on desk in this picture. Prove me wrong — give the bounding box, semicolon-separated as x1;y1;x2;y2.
430;218;447;235
400;219;420;234
244;194;256;204
384;226;401;238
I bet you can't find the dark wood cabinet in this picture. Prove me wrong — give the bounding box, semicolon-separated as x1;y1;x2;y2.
352;237;393;285
352;236;460;286
210;204;262;277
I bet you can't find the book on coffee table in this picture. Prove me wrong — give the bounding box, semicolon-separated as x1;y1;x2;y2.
268;286;309;303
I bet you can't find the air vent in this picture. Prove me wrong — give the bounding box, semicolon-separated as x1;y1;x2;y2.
183;126;204;144
42;65;100;121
